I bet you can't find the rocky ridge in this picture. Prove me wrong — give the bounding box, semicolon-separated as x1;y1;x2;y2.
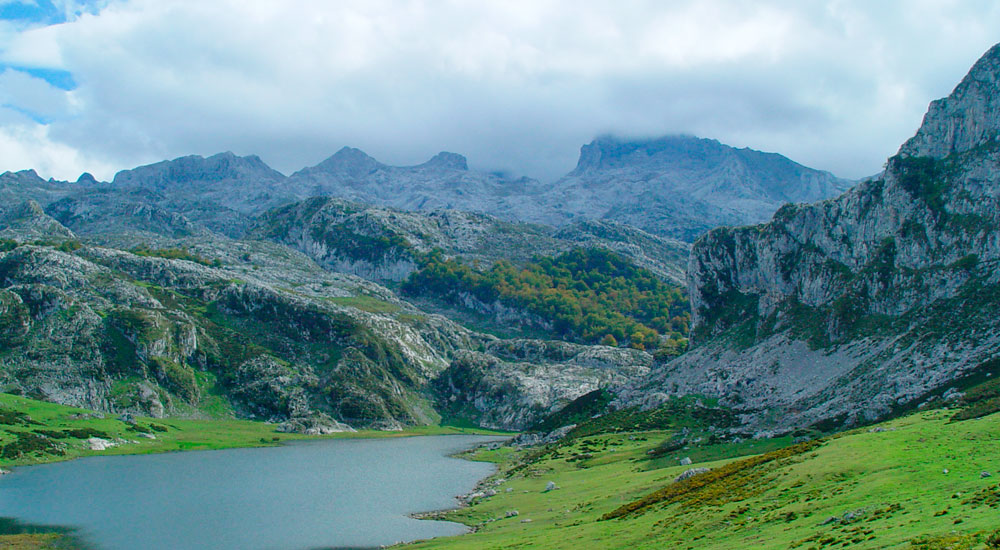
619;42;1000;431
0;208;652;431
252;196;689;285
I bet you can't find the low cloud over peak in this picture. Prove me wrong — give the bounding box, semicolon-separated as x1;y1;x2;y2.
0;1;998;182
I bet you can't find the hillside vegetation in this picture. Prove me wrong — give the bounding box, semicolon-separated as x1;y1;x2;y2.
403;248;690;352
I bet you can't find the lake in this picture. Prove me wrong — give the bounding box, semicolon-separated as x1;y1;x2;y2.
0;434;506;550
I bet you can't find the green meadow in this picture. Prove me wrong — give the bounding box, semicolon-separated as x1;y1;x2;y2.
406;409;1000;550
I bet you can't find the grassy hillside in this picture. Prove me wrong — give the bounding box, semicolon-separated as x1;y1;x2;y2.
406;408;1000;549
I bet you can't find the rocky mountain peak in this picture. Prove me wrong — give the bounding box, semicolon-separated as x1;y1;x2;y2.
76;172;99;185
1;169;45;186
570;134;719;174
421;152;468;171
111;152;285;189
304;147;382;178
899;42;1000;158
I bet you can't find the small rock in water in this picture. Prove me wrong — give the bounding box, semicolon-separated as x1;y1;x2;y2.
0;468;9;475
981;471;992;478
680;457;693;466
543;481;558;492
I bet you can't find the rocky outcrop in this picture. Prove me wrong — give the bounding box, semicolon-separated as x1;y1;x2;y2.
436;341;651;430
622;42;1000;431
900;43;1000;158
0;200;76;241
46;190;209;240
107;152;290;236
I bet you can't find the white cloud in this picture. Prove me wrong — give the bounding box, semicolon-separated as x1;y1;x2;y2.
0;0;999;182
0;68;75;119
0;108;114;179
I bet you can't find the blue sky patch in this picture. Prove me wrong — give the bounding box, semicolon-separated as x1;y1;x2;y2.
1;102;52;124
5;65;78;90
0;0;68;25
0;0;105;25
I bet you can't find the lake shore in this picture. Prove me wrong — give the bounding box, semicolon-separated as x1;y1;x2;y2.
1;433;511;550
0;392;512;470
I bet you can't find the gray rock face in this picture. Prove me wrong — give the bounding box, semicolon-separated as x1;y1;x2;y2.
287;147;543;217
46;191;209;240
0;200;76;241
623;42;1000;431
900;43;1000;158
101;152;291;236
531;135;854;241
435;341;651;431
111;152;289;215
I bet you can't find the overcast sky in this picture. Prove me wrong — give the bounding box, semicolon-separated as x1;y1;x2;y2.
0;0;998;183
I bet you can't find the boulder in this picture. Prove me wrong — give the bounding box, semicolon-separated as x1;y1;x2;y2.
674;467;711;483
86;437;117;451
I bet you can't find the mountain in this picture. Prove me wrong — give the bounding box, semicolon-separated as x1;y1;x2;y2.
531;135;855;241
252;196;689;285
107;152;293;236
287;147;545;216
110;151;289;212
5;137;853;245
284;139;853;242
619;42;1000;432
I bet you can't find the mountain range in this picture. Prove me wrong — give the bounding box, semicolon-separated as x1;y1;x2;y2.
2;42;999;441
4;133;852;243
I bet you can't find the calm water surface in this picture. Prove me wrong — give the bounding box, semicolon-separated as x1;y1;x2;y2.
0;434;506;550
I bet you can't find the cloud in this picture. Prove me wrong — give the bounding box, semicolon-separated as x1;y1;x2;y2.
0;0;999;182
0;106;113;178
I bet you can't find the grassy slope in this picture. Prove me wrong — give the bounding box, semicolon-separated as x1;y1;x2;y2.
405;409;1000;550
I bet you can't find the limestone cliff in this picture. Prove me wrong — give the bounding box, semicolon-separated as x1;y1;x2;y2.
621;42;1000;432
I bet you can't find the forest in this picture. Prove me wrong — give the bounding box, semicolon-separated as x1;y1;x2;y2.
403;247;689;352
